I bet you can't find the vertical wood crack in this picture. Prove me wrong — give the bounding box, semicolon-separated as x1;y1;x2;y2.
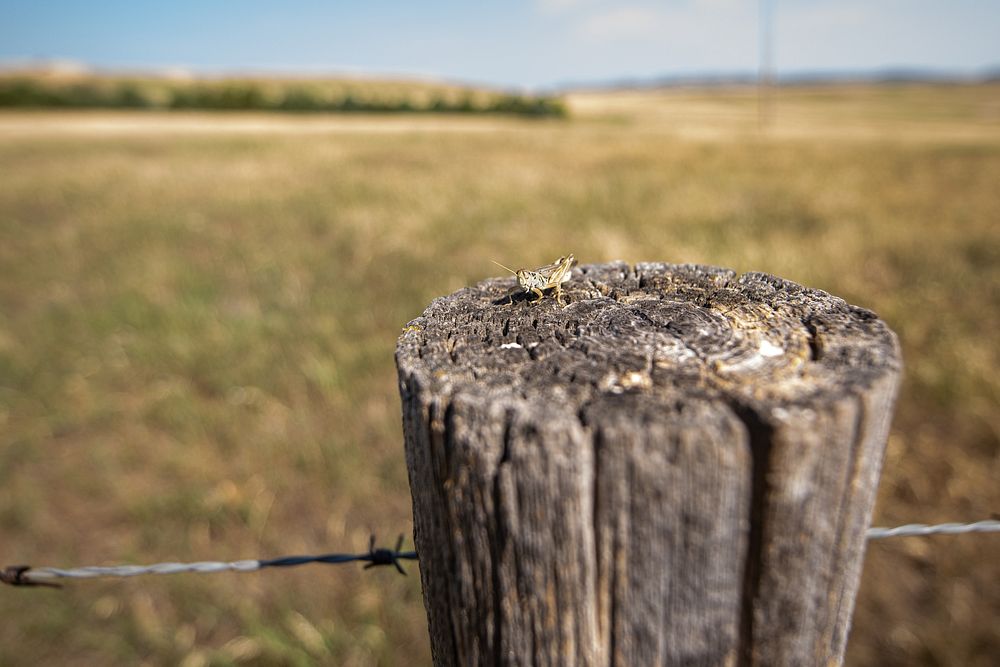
731;404;775;667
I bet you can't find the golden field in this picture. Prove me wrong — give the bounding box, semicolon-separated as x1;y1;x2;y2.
1;83;998;665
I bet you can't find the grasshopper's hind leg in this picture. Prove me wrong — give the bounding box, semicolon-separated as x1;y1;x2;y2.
555;283;566;306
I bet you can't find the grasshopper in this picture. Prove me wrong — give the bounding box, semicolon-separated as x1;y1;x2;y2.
492;254;577;306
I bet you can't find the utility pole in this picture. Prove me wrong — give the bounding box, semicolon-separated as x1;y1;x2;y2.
758;0;775;130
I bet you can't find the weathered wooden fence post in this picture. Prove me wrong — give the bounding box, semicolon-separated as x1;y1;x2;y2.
396;262;901;666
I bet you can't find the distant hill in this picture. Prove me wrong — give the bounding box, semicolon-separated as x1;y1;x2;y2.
552;66;1000;92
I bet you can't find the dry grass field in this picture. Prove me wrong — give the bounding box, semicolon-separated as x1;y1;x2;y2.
1;83;998;665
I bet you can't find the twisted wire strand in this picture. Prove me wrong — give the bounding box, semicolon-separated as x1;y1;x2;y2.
26;560;263;581
865;519;1000;540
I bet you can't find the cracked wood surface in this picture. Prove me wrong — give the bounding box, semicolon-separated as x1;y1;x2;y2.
396;262;901;667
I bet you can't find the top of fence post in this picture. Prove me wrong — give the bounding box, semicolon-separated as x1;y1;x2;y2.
396;261;902;666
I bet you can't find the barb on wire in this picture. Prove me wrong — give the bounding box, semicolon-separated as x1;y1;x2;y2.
1;534;417;588
260;534;415;575
866;519;1000;540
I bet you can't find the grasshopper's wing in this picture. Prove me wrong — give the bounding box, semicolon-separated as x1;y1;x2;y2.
533;255;573;281
545;255;576;285
532;258;567;276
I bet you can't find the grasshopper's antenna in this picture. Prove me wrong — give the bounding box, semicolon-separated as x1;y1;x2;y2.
491;260;518;275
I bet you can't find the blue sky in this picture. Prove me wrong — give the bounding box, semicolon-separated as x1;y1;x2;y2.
1;1;997;88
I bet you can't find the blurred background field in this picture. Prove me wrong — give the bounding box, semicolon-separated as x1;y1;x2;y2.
1;82;998;666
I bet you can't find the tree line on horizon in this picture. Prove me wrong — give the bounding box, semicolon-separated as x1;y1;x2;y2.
0;75;567;118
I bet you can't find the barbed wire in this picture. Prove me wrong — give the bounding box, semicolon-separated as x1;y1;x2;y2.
3;521;998;589
1;534;416;589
